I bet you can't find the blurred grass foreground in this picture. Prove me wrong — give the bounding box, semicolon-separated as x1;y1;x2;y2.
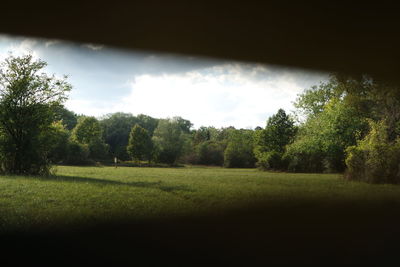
1;166;400;265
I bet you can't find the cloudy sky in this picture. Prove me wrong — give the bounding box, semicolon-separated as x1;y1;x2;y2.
0;34;328;129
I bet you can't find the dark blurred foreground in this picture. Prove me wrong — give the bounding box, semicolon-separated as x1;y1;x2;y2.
2;200;399;266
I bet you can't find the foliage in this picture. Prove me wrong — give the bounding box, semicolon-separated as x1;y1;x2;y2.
287;99;367;172
0;54;71;175
294;77;342;118
224;129;256;168
71;116;109;160
100;113;158;160
345;120;400;184
172;116;193;134
100;113;138;160
45;121;70;164
64;141;90;165
254;109;296;170
152;119;186;164
127;124;153;163
197;140;225;166
52;105;78;130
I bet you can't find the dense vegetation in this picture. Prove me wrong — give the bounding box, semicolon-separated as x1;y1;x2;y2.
1;54;399;184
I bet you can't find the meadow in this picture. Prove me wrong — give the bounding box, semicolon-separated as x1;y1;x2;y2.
1;165;400;233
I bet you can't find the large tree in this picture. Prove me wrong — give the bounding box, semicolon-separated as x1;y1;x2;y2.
100;113;159;160
254;109;296;170
100;112;138;160
152;118;187;165
0;54;71;175
71;116;109;160
127;124;153;163
224;129;256;168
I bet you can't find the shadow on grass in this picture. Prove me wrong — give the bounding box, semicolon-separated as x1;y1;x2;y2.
18;175;195;193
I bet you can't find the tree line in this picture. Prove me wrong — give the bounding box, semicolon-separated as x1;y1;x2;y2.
0;54;399;184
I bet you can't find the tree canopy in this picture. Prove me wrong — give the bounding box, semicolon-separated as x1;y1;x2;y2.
0;54;71;174
127;124;153;163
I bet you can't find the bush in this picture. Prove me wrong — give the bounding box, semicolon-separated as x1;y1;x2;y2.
224;130;256;168
197;141;224;166
65;141;90;165
255;150;287;171
345;120;400;184
284;134;325;173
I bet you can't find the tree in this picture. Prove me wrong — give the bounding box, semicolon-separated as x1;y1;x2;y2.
127;124;153;163
0;54;71;175
197;140;224;166
71;116;108;160
52;105;78;130
172;116;193;134
254;109;296;170
100;112;139;160
152;119;186;164
224;129;256;168
345;120;400;184
286;75;370;173
46;121;70;164
100;113;159;160
136;114;159;136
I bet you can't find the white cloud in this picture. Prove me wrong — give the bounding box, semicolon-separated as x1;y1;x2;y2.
0;37;40;59
106;64;324;128
45;39;61;47
82;43;104;51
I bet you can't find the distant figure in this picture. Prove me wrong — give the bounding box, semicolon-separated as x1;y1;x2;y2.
114;157;118;168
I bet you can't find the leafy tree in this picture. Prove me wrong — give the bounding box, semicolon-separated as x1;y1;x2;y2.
46;121;70;163
254;109;296;170
0;54;71;175
224;129;256;168
65;141;90;165
52;105;78;130
197;140;224;166
136;114;159;136
345;120;400;184
71;116;108;160
172;116;193;134
100;113;159;160
127;124;153;163
294;77;342;119
100;112;138;160
152;119;186;164
287;77;368;173
193;126;211;145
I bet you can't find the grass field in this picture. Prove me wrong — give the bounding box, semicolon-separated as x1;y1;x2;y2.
2;165;400;265
1;165;400;232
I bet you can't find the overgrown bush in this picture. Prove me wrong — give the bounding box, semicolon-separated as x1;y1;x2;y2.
345;120;400;184
224;130;256;168
64;141;90;165
46;121;70;164
197;141;224;166
255;150;287;171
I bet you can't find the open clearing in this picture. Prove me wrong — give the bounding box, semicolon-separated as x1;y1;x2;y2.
1;166;400;265
1;165;400;232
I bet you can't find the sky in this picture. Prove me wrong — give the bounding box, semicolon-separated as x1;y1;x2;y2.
0;34;328;129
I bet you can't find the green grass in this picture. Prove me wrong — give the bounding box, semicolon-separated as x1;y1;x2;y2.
0;165;400;232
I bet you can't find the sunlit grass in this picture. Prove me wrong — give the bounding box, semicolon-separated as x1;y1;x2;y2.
0;165;399;232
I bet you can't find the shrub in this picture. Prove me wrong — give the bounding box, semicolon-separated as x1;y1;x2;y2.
255;150;287;171
65;141;90;165
224;130;256;168
197;141;224;166
345;120;400;184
